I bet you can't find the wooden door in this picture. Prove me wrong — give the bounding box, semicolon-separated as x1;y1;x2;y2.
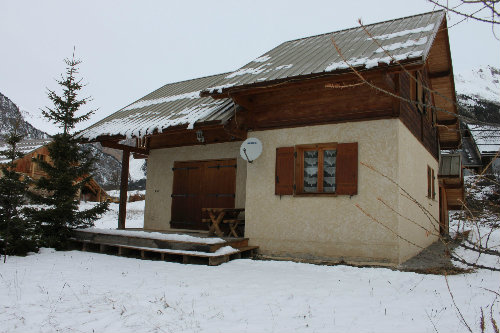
170;159;237;230
203;159;237;211
171;161;202;230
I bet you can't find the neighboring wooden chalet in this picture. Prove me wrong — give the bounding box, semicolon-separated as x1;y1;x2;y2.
460;123;500;174
80;11;463;266
0;139;107;202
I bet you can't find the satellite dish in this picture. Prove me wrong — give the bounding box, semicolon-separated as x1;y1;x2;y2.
240;138;263;163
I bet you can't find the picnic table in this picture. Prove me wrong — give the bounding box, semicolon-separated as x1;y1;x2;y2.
201;208;245;237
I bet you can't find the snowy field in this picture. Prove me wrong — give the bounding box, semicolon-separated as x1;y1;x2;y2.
80;200;145;230
1;198;499;332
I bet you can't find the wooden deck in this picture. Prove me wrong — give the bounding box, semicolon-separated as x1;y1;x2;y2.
71;229;258;266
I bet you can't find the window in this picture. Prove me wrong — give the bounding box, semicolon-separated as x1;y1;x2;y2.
427;165;435;199
296;143;337;194
416;72;427;114
275;142;357;196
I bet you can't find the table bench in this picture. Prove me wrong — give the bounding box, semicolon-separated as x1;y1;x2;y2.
201;208;245;237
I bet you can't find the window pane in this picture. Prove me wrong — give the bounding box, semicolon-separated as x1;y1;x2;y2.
323;149;336;192
303;150;318;192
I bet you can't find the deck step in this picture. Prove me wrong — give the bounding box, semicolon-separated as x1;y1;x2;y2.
71;238;258;266
73;229;248;253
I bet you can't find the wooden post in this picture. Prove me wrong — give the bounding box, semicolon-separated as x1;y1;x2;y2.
118;149;130;230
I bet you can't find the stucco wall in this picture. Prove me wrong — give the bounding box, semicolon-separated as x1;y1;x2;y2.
245;119;403;265
397;122;440;263
144;141;246;231
143;119;440;265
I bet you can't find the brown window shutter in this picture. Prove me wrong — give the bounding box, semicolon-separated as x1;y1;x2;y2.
336;142;358;195
431;168;435;199
427;166;432;198
275;147;295;195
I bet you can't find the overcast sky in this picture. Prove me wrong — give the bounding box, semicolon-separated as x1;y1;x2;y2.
1;0;498;135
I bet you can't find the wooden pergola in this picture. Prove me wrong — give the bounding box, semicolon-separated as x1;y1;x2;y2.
100;139;148;229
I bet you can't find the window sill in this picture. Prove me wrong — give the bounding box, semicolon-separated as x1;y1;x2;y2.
293;192;338;197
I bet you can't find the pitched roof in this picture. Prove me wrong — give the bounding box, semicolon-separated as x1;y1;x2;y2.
79;11;446;141
79;73;234;141
0;138;53;164
202;11;444;95
468;124;500;155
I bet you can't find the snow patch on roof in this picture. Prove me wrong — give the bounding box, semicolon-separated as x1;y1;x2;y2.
468;124;500;154
368;24;435;41
0;139;53;164
253;55;271;63
374;37;428;53
80;99;227;139
275;64;293;70
325;50;423;72
122;91;201;111
225;64;273;79
205;83;238;94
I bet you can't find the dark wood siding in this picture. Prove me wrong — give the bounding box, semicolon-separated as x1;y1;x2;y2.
399;72;439;160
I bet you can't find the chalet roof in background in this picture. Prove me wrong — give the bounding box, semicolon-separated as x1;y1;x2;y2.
0;138;53;164
78;73;234;140
468;124;500;155
202;11;444;95
439;154;462;177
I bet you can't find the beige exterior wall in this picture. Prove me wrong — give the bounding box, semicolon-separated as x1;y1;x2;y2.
396;122;440;263
245;118;439;265
245;119;401;264
144;141;246;231
143;119;440;265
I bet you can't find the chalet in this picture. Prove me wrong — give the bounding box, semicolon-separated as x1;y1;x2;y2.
79;11;463;266
0;139;107;202
460;123;500;174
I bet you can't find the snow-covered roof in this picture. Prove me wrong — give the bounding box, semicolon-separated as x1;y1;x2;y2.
78;73;234;141
468;124;500;155
79;11;445;141
0;138;52;164
202;11;444;95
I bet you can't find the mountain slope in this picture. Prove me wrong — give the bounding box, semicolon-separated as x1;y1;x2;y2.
0;91;123;188
456;66;500;125
0;92;48;139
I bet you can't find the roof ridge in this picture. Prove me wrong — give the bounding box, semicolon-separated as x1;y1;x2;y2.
154;71;232;88
281;10;445;45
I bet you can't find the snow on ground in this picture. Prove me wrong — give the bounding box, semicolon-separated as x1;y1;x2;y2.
1;249;498;333
129;157;146;182
1;196;499;332
80;201;145;229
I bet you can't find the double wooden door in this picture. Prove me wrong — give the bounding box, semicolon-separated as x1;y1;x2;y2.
170;159;237;230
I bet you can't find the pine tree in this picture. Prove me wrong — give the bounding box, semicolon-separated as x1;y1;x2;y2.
27;50;108;249
0;119;38;259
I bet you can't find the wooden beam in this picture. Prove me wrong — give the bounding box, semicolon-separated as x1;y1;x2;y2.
101;140;149;155
118;150;130;230
440;182;464;189
437;118;458;126
132;153;148;159
439;140;461;150
429;70;451;79
383;72;400;117
206;61;425;99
